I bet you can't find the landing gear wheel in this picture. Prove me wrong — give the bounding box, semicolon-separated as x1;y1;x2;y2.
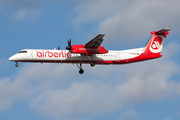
90;62;95;67
76;63;84;74
79;69;84;74
15;62;19;67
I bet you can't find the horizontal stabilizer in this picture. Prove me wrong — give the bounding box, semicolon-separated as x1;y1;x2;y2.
151;28;171;35
156;28;171;34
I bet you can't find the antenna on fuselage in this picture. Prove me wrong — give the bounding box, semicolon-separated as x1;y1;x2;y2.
58;46;60;50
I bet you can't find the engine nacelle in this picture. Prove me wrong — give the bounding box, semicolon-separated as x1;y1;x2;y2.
71;45;108;55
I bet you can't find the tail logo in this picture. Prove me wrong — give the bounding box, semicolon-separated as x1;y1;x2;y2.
149;35;165;53
151;40;161;50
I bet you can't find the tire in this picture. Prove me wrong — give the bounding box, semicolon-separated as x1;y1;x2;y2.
15;63;19;67
90;62;95;67
79;69;84;74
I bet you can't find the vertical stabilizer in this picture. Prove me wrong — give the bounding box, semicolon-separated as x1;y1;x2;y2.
143;28;170;55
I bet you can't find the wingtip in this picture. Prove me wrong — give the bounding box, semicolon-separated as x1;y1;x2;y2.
100;33;105;36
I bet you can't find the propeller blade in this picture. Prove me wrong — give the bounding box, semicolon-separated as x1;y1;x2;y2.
68;39;71;47
66;39;72;52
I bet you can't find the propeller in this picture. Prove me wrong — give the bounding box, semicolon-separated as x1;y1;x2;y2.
66;39;72;52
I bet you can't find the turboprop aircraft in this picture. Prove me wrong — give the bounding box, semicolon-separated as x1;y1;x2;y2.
9;28;170;74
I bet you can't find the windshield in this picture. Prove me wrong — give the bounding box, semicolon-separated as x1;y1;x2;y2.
18;51;27;53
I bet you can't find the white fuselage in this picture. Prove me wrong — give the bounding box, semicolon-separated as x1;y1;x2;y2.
9;48;144;64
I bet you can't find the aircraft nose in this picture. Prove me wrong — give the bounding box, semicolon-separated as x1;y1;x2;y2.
9;55;16;61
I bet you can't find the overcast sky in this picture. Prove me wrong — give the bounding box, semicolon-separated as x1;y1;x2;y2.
1;0;180;120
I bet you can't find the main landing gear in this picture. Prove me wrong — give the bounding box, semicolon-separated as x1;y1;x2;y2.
15;62;19;67
87;56;95;67
76;55;96;74
76;63;84;74
90;61;95;67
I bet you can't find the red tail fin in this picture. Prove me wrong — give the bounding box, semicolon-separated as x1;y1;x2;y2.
143;28;171;55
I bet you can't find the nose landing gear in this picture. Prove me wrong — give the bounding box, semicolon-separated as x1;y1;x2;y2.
15;62;19;67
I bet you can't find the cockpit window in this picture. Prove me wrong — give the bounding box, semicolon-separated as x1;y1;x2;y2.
18;51;27;53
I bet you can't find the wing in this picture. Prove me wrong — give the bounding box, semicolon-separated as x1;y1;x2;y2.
85;33;105;48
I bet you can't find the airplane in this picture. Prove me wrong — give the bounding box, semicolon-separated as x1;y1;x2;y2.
9;28;170;74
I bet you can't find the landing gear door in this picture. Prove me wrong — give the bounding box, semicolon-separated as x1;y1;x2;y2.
32;50;37;59
116;52;120;62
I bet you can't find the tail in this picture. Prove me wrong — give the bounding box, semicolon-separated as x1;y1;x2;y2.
142;28;171;55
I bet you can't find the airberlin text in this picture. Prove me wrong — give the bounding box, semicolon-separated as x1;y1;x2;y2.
37;50;71;58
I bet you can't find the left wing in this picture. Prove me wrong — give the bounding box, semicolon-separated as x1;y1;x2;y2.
85;33;105;48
